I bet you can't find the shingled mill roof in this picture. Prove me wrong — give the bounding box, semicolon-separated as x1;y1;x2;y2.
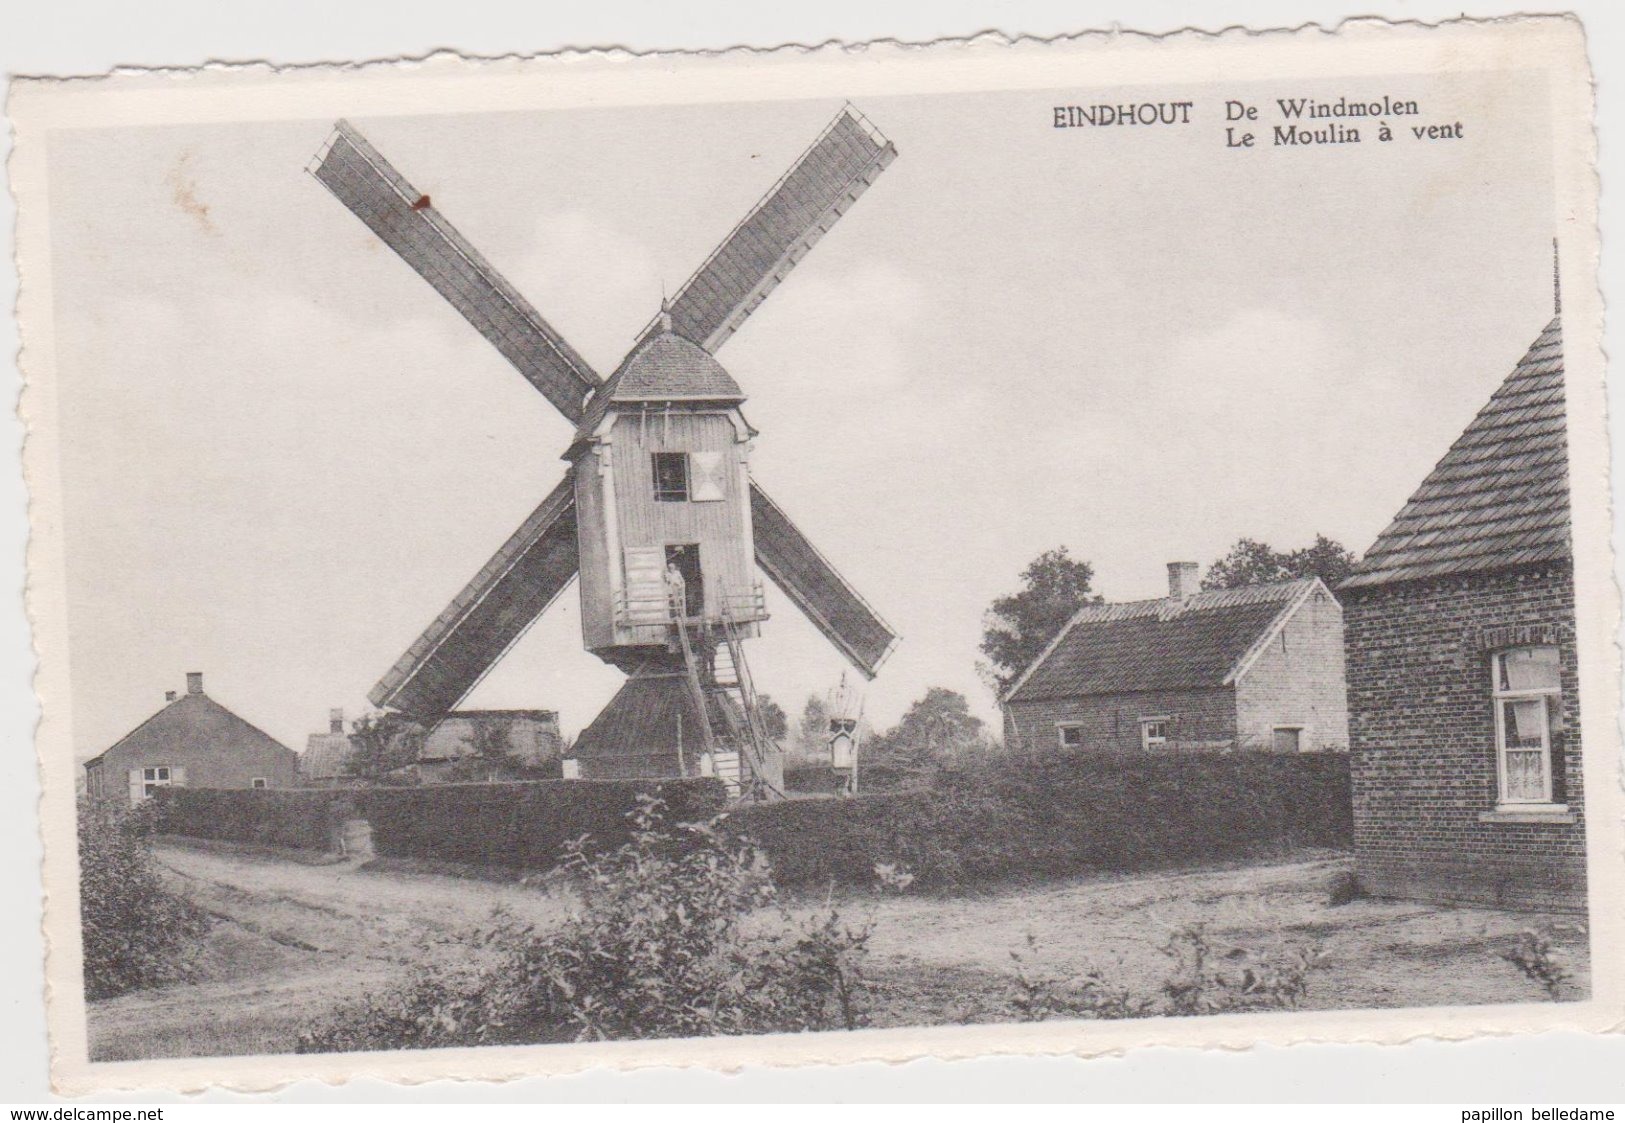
571;329;745;445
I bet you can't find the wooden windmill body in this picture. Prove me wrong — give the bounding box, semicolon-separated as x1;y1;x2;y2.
310;107;900;797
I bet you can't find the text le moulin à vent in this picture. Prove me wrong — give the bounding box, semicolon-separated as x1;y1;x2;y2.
1052;95;1464;145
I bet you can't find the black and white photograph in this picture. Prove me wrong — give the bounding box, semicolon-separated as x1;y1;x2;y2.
10;15;1618;1095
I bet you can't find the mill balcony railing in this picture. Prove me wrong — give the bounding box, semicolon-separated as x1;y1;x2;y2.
614;582;769;630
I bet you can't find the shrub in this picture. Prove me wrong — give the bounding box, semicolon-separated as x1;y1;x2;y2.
1158;923;1323;1016
78;801;212;1000
1502;928;1574;1000
1326;869;1363;907
298;798;870;1052
1008;935;1154;1021
1006;926;1323;1023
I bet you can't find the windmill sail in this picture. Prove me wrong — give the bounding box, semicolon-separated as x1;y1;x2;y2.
370;477;580;716
311;121;600;423
750;481;899;678
666;107;897;354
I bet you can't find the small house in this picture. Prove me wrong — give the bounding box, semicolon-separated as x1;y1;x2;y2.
1001;563;1349;754
415;709;564;781
83;673;299;806
1340;312;1585;911
300;708;354;786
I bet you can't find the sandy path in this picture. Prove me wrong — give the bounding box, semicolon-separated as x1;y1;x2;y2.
87;844;1589;1059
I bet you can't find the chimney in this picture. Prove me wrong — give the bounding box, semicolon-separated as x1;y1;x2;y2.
1167;562;1200;602
185;671;204;695
164;690;177;703
329;708;345;734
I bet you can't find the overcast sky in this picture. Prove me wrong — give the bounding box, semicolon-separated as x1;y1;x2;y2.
46;67;1558;755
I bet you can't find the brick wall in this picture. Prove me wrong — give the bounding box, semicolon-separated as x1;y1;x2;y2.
1003;687;1236;753
1343;563;1586;912
1235;584;1350;752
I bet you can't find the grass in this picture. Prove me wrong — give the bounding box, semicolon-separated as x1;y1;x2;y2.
84;840;1591;1061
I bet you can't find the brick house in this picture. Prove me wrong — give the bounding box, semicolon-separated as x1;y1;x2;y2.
83;673;299;806
1340;313;1585;911
1001;563;1349;754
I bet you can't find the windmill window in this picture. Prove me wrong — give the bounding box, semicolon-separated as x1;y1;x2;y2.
652;453;690;502
1491;646;1562;805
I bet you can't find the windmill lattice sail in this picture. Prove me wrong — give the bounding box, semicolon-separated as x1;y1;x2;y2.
317;108;900;739
664;107;898;354
750;481;898;678
311;120;601;422
368;478;580;716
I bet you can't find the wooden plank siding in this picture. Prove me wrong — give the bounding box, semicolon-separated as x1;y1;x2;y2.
574;408;761;660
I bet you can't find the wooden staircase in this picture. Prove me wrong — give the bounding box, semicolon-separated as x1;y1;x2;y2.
671;606;781;800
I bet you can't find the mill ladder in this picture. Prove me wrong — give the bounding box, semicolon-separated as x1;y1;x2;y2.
670;609;781;800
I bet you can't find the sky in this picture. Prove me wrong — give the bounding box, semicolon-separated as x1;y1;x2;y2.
45;67;1560;756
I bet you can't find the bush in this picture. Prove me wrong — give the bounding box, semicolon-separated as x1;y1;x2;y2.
78;801;212;1000
1007;926;1323;1022
298;798;870;1052
156;778;728;870
1502;928;1576;1000
731;749;1351;890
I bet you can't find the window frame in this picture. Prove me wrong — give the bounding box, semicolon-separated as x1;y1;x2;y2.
651;452;690;503
1272;725;1306;754
1056;722;1086;749
250;777;268;790
142;765;172;798
1139;717;1170;751
1491;646;1561;806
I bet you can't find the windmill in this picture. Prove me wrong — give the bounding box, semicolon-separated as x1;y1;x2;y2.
310;106;900;798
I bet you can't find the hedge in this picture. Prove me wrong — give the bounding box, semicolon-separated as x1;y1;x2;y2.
151;787;358;852
153;752;1348;888
728;749;1351;890
354;779;725;869
155;778;728;868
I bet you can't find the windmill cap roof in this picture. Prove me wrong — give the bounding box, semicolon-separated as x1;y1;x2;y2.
569;330;746;448
607;331;744;404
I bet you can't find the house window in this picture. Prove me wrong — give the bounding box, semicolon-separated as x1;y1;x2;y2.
1140;718;1169;751
1272;726;1304;754
652;453;689;502
251;777;268;789
1492;646;1562;804
1057;723;1085;749
142;766;172;798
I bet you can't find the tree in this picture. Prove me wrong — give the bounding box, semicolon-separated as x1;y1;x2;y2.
979;547;1103;696
873;687;985;769
755;693;789;741
1201;535;1357;591
452;717;520;783
344;712;425;784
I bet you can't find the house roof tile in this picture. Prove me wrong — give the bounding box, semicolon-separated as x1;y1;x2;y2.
84;691;295;770
1003;580;1316;703
1343;317;1570;589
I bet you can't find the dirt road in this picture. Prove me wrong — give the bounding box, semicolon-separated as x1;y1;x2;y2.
85;842;1589;1060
